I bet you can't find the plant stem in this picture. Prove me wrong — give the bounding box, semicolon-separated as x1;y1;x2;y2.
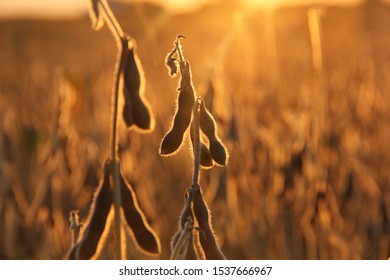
109;38;127;161
100;0;124;42
308;8;328;183
69;210;82;246
175;37;185;63
192;99;201;185
111;159;122;260
99;0;127;260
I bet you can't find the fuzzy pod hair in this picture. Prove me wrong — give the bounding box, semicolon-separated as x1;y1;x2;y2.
160;61;195;155
199;101;228;166
192;184;226;260
66;160;112;260
122;38;154;133
120;170;160;255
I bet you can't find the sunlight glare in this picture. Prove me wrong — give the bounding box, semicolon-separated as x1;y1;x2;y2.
243;0;366;9
243;0;280;9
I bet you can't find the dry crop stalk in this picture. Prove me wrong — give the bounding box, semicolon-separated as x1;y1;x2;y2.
69;210;82;246
162;36;227;259
307;8;328;180
66;0;158;260
303;8;329;259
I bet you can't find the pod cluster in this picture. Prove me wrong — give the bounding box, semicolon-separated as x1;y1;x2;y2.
88;1;154;133
66;160;160;259
170;184;225;260
160;37;228;168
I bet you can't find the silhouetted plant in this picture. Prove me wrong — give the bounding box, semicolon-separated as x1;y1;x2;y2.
161;36;227;260
66;0;159;260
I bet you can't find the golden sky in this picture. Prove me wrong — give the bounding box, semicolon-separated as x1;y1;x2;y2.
0;0;386;19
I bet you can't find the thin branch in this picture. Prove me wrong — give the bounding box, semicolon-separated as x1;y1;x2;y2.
192;98;202;185
69;210;82;246
98;0;128;260
111;160;123;259
99;0;125;43
175;35;186;63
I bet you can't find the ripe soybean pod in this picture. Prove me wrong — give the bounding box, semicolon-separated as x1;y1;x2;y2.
199;100;228;166
190;121;214;169
69;160;112;260
122;37;154;133
120;170;160;255
160;61;195;155
192;184;226;260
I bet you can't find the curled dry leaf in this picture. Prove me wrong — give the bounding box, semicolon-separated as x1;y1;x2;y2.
170;217;195;260
120;170;160;255
122;38;154;133
166;45;178;76
165;34;185;76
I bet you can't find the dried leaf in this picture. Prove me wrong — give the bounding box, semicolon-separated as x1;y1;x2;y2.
166;45;178;76
171;188;197;260
170;218;195;260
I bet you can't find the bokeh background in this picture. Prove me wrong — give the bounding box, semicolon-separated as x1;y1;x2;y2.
0;0;389;259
